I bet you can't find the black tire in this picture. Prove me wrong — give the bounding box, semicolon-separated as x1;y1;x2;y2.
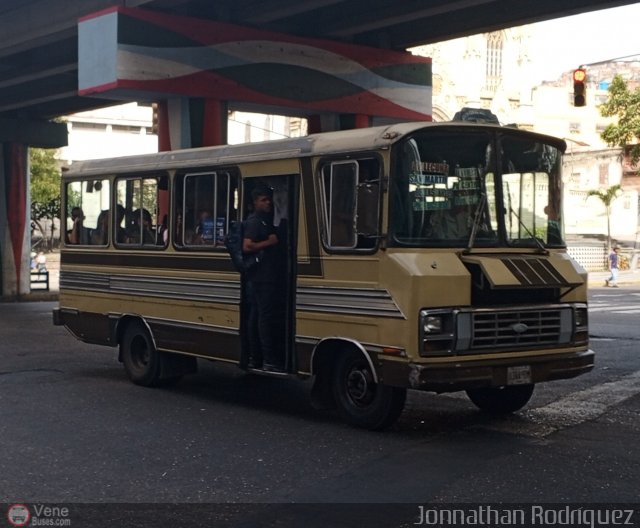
332;350;406;430
466;384;534;413
121;321;164;386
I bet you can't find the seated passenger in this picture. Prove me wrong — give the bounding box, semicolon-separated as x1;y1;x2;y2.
90;210;109;245
115;205;127;243
129;208;155;245
429;205;473;239
194;209;215;244
68;207;90;245
158;214;168;245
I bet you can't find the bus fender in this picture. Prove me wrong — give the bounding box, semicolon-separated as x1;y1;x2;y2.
115;315;197;380
310;337;378;383
114;314;157;362
309;338;379;410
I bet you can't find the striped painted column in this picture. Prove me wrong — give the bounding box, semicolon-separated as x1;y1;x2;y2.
0;142;30;296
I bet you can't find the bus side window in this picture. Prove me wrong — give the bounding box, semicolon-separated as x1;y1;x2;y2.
177;170;239;249
65;180;110;246
321;158;380;251
115;175;167;248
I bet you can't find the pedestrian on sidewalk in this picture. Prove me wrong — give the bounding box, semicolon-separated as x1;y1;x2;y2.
606;246;620;287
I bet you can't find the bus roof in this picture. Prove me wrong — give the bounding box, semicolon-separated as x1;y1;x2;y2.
63;121;566;178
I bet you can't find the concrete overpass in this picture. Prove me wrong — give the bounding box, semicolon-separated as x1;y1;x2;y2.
1;0;637;123
0;0;637;297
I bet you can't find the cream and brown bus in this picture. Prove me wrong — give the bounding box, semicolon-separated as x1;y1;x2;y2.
54;119;593;430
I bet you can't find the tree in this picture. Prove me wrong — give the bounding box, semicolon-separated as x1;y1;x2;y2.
599;75;640;172
586;184;622;252
30;148;61;249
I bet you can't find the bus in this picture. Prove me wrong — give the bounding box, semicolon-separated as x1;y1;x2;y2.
54;118;593;430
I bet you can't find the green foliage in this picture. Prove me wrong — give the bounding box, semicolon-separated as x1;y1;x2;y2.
30;148;61;203
599;75;640;169
586;184;622;250
32;197;61;228
586;184;622;208
29;148;61;247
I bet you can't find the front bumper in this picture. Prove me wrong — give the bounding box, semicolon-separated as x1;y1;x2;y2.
380;349;594;393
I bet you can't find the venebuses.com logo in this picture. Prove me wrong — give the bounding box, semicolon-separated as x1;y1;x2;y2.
6;504;71;526
6;504;30;527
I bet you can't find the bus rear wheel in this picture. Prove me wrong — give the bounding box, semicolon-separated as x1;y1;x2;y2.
121;321;166;387
332;350;406;430
466;384;534;413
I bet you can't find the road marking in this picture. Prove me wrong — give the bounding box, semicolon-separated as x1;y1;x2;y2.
589;303;640;313
476;370;640;438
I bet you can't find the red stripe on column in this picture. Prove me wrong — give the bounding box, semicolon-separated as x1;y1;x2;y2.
157;100;171;152
202;99;226;146
6;143;26;287
308;115;322;134
353;114;371;128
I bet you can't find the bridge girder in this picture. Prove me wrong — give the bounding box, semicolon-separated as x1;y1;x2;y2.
0;0;636;122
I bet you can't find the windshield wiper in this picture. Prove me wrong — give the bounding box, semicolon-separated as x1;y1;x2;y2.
508;206;548;255
464;192;487;253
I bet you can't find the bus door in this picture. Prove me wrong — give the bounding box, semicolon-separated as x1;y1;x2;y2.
240;175;298;374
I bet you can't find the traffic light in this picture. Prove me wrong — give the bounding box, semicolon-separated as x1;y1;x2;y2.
573;68;587;107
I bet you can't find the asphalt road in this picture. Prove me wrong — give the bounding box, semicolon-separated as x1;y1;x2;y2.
1;289;639;526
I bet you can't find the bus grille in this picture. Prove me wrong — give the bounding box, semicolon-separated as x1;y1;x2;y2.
470;308;565;349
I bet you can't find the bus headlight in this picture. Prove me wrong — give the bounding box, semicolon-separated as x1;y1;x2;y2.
422;314;443;334
419;309;455;356
573;304;588;344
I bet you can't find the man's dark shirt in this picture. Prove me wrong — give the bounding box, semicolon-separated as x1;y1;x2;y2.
243;211;278;282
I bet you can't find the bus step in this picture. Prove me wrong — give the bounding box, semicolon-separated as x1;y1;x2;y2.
247;367;289;377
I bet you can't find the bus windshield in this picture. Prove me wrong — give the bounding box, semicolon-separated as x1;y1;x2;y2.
390;129;564;248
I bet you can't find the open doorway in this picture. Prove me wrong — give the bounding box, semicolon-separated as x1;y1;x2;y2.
240;175;298;374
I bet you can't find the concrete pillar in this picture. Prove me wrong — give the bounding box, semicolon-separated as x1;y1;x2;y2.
307;114;341;134
158;97;229;150
201;99;227;147
0;142;30;297
308;115;322;135
156;100;171;152
353;114;371;128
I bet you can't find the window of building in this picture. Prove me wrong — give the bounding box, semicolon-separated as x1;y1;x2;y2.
320;158;381;251
115;175;168;248
485;32;504;93
65;180;111;246
175;170;239;248
569;172;581;185
599;164;609;186
568;122;581;133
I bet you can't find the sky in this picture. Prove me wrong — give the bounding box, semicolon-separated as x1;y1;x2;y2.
529;3;640;82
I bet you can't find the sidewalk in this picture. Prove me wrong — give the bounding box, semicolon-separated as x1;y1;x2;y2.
588;269;640;288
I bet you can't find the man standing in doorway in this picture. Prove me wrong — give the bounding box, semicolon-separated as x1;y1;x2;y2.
606;246;620;287
243;183;285;372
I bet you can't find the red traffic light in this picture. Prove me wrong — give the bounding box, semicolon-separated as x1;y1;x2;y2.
573;68;587;107
573;69;587;83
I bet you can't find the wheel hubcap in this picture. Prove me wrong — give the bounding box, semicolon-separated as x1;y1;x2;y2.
346;366;375;407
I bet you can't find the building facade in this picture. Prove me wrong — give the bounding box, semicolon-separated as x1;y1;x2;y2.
414;34;640;250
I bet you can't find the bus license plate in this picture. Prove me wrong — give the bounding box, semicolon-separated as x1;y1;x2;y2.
507;365;531;385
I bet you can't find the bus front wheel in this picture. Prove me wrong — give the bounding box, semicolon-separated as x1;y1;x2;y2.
121;321;165;387
332;350;406;430
466;384;534;413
